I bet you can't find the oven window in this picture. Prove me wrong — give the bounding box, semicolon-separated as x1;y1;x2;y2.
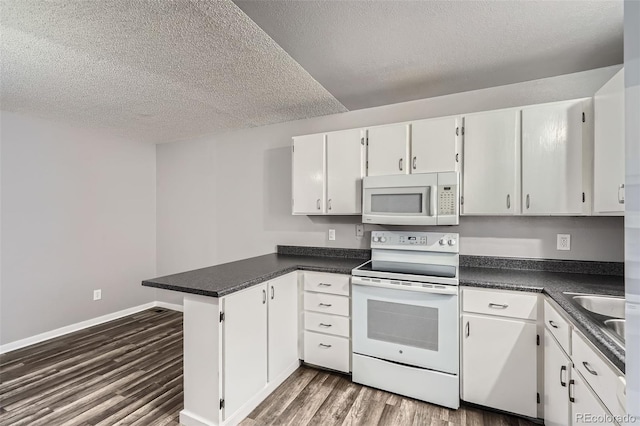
367;300;438;351
370;193;423;213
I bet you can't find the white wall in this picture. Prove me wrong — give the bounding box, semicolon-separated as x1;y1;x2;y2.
0;112;157;345
156;65;625;305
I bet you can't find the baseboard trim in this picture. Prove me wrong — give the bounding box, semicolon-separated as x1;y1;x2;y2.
0;300;184;354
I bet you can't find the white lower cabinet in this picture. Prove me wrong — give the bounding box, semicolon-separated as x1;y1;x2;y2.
544;299;625;426
461;313;538;417
544;329;572;426
181;272;299;426
302;272;351;373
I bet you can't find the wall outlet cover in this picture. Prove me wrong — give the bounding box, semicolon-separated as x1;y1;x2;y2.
93;289;102;301
356;224;364;238
557;234;571;251
328;229;336;241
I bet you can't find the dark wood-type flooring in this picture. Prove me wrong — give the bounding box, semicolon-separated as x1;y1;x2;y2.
1;308;537;426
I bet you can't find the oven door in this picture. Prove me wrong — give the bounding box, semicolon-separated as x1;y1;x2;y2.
352;281;459;374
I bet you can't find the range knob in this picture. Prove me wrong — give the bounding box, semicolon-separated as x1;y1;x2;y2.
380;237;387;243
439;239;446;246
448;239;456;246
373;236;379;242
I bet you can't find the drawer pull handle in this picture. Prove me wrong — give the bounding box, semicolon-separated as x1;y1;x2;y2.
318;283;332;287
569;379;575;403
548;320;559;329
319;303;332;307
319;343;332;348
560;365;567;387
319;323;332;328
488;303;509;309
583;361;598;376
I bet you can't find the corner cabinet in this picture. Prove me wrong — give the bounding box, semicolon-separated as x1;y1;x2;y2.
292;129;364;215
593;68;625;215
521;99;593;215
461;288;539;418
181;272;299;426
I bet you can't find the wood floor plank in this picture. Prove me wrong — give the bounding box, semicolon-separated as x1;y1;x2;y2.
0;308;539;426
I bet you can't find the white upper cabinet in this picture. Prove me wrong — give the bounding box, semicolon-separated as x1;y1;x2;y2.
292;134;325;214
594;68;625;215
366;123;410;176
462;109;521;215
411;116;461;173
522;99;592;215
327;129;365;214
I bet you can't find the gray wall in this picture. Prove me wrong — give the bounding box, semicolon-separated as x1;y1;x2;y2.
156;65;625;303
0;112;158;345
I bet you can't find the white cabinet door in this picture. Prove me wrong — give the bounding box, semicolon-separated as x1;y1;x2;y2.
367;124;410;176
544;331;571;426
267;273;299;381
570;369;615;426
522;100;589;215
411;116;461;173
594;68;625;214
327;129;364;214
461;313;537;417
222;284;268;419
292;134;325;214
462;109;520;215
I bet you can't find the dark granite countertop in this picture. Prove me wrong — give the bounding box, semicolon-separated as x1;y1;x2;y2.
142;246;625;372
460;266;625;372
142;252;366;297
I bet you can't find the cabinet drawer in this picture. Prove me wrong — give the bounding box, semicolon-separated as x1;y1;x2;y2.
572;330;625;418
304;331;350;373
304;272;350;296
544;300;571;354
462;288;537;320
305;311;350;337
304;292;350;316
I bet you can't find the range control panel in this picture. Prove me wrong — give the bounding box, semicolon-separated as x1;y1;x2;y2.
371;231;459;253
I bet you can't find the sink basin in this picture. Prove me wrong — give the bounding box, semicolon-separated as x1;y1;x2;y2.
605;319;625;339
571;295;625;319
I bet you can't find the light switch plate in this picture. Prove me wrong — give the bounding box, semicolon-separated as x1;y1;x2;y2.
328;229;336;241
93;289;102;301
557;234;571;251
356;224;364;238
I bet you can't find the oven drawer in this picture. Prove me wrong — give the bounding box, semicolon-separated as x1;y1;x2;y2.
462;288;537;320
304;292;350;316
304;331;350;373
304;272;350;296
544;300;571;353
305;311;350;337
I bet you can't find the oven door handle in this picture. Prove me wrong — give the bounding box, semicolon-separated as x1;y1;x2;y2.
351;276;458;295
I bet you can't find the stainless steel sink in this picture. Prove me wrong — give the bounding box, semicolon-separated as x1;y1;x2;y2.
572;295;625;319
563;292;626;347
605;319;625;338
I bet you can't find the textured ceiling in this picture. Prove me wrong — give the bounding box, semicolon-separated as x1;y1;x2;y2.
0;0;346;142
235;0;624;110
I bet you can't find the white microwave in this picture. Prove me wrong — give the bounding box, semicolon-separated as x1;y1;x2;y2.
362;172;459;225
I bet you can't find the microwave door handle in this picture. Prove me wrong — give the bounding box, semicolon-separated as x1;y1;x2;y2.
430;186;437;217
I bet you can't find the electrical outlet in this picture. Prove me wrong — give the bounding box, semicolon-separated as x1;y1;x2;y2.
328;229;336;241
356;224;364;238
93;289;102;301
557;234;571;251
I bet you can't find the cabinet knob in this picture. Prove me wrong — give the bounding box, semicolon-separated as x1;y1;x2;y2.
618;184;625;204
506;194;511;209
526;194;530;209
560;365;567;387
399;158;403;171
412;156;417;170
316;199;321;210
328;199;332;210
